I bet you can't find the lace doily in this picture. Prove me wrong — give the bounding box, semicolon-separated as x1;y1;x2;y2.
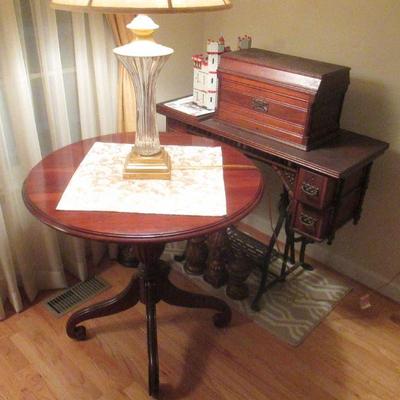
57;142;226;216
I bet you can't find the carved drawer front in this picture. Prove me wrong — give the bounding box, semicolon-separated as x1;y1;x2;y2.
219;78;308;125
294;169;336;209
295;167;368;211
292;187;363;241
292;202;333;241
217;75;309;146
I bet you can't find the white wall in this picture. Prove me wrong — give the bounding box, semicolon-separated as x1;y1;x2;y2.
154;2;400;302
202;0;400;301
152;13;204;130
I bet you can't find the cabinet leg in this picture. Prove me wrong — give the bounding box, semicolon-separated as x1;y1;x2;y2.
299;238;314;271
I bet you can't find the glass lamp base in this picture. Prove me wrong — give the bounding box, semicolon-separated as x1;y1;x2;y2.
123;147;171;180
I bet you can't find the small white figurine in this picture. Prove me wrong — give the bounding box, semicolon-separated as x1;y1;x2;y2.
237;35;252;50
192;36;230;111
192;35;252;111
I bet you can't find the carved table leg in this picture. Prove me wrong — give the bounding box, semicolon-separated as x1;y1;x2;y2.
145;280;160;398
162;279;231;328
117;244;139;268
184;236;208;275
203;230;230;288
226;252;252;300
135;243;165;398
66;274;140;340
67;240;231;398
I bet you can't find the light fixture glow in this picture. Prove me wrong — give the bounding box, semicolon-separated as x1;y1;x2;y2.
50;0;232;13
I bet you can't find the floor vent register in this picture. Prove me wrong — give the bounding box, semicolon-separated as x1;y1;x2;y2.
42;276;110;317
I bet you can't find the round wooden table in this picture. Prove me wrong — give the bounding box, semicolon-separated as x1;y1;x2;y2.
22;132;263;397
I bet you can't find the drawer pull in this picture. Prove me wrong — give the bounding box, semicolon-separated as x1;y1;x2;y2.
300;213;318;227
251;98;269;113
301;182;320;197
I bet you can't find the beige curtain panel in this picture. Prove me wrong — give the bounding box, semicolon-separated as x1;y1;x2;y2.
106;14;137;133
0;0;118;319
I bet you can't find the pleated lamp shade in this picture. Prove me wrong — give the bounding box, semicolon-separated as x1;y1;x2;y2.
50;0;232;13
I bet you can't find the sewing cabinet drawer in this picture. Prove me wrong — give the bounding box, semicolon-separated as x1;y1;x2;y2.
218;76;309;143
294;169;336;209
292;187;363;241
294;167;367;210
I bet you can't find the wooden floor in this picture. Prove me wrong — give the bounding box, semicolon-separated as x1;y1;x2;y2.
1;257;400;400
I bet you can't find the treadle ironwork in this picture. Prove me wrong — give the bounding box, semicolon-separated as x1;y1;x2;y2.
227;187;315;311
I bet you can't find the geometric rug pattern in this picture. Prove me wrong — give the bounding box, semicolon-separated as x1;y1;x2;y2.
166;250;351;346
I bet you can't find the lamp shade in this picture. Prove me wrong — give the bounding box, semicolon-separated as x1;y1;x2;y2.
50;0;232;13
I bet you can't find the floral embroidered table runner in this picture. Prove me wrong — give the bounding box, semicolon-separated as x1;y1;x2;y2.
57;142;226;216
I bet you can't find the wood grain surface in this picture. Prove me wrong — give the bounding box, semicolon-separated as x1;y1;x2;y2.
22;132;263;244
2;257;400;400
157;101;389;179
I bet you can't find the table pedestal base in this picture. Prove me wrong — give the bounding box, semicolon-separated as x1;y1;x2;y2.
66;243;231;398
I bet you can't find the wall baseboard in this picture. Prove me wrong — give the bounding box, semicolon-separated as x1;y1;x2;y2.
341;263;400;303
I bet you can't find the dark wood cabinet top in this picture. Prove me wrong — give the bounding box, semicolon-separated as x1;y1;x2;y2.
202;119;388;178
22;132;263;244
157;101;389;179
218;48;350;94
222;49;350;79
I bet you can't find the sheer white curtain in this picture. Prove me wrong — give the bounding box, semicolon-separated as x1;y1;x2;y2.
0;0;118;319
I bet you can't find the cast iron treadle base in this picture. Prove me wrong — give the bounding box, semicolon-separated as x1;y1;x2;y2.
227;226;277;267
227;226;281;283
226;225;314;311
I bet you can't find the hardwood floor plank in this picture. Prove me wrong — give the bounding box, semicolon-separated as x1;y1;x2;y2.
123;382;152;400
1;259;399;400
34;309;140;393
10;315;102;400
15;366;58;400
0;319;13;339
0;358;26;399
0;336;29;373
98;389;131;400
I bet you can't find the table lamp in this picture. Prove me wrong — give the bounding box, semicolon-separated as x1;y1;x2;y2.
50;0;232;180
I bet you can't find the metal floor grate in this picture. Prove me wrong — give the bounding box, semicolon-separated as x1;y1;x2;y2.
42;276;110;318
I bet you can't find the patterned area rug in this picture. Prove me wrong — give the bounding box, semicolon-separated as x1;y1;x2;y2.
164;247;351;346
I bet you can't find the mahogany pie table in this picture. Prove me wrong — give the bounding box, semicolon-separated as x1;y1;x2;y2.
22;132;263;398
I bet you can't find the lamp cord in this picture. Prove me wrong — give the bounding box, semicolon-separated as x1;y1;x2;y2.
174;164;258;171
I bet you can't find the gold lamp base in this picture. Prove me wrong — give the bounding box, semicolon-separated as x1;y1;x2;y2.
123;147;171;180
